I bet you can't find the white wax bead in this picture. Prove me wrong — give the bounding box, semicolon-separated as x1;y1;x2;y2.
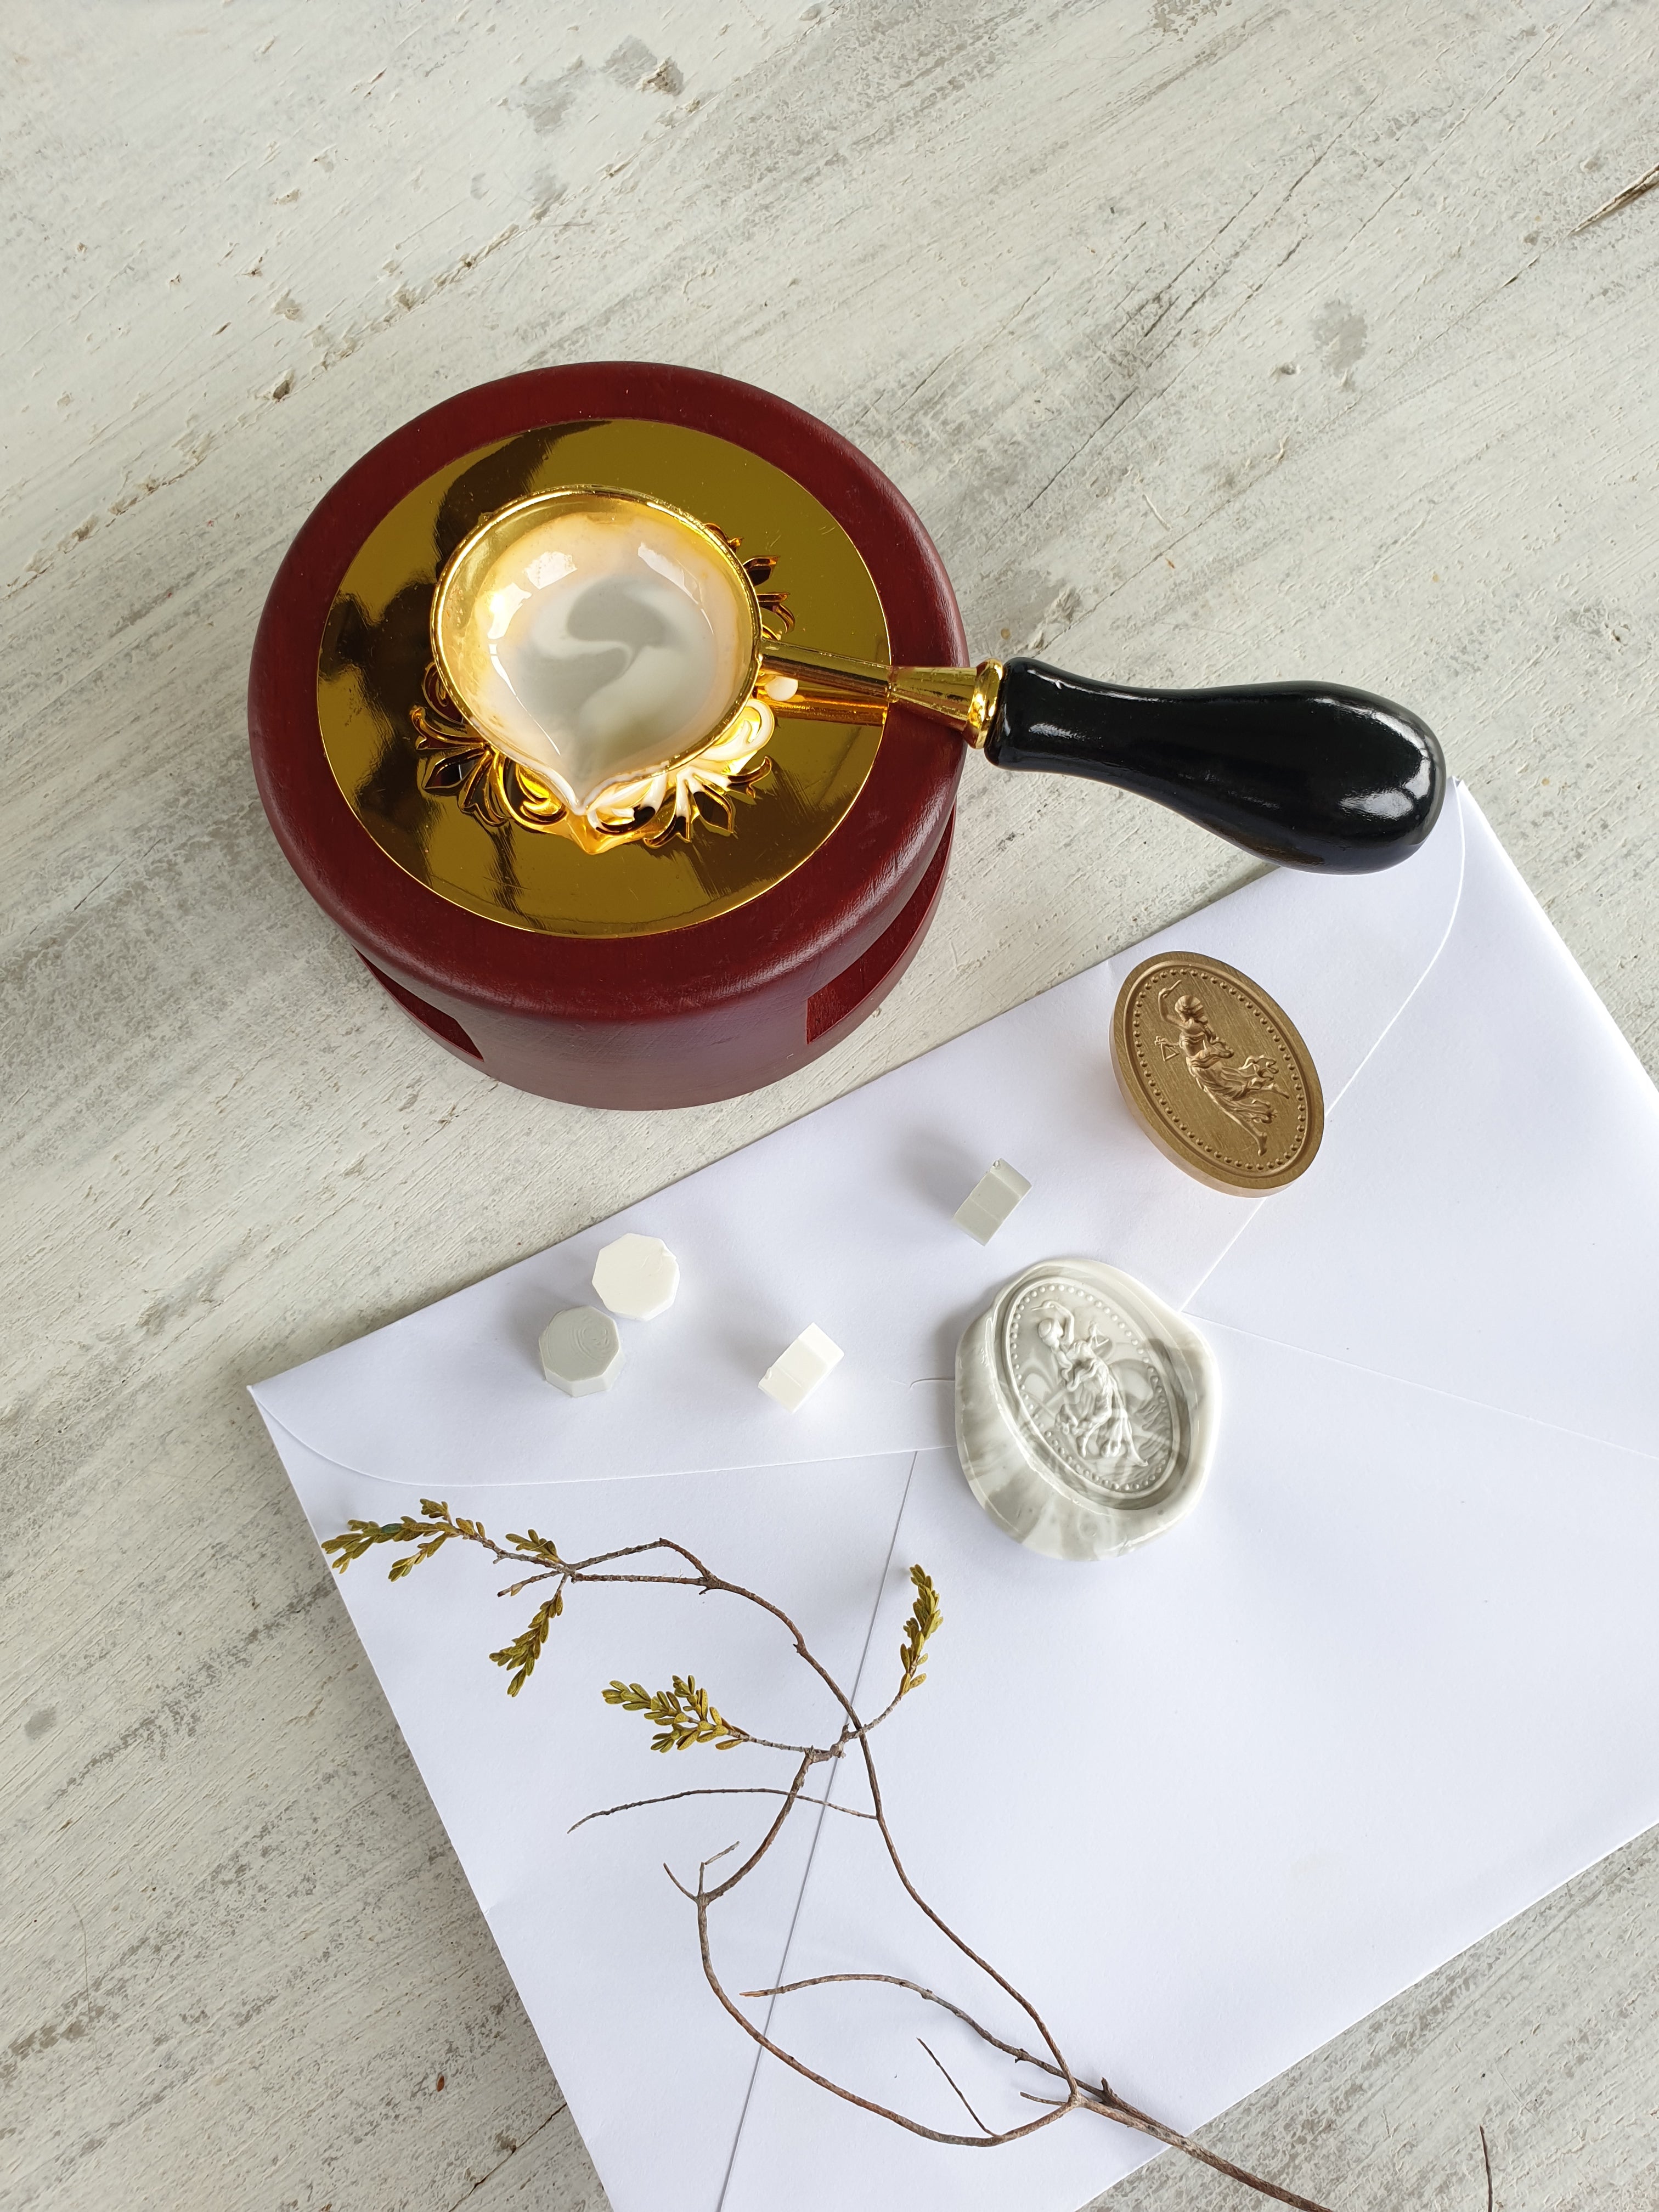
758;1324;844;1412
592;1233;680;1321
953;1159;1032;1244
540;1307;624;1397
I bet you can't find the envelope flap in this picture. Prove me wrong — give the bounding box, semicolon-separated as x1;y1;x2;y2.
1189;791;1659;1457
252;799;1467;1489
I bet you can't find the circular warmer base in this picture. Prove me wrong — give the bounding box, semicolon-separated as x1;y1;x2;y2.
248;363;967;1108
356;813;952;1107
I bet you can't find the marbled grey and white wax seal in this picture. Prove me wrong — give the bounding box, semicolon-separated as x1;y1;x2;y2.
955;1259;1218;1561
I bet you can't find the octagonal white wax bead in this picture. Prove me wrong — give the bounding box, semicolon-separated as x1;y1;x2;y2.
592;1233;680;1321
540;1306;624;1397
759;1324;844;1412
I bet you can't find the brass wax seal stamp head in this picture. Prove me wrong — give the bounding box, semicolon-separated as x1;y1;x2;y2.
1111;953;1323;1193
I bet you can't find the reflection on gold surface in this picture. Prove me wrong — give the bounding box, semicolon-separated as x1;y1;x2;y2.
316;420;890;938
410;661;777;857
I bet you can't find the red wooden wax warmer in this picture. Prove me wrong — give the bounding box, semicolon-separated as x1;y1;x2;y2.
249;364;1444;1110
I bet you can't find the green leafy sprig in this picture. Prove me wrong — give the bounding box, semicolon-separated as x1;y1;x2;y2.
896;1565;942;1699
323;1502;569;1692
323;1498;489;1579
492;1590;565;1696
602;1673;744;1752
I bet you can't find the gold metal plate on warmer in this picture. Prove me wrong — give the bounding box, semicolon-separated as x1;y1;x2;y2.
316;420;889;937
1111;954;1324;1193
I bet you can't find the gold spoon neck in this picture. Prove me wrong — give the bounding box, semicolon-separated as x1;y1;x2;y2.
758;645;1004;747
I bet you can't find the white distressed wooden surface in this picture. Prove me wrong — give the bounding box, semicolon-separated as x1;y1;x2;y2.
4;3;1657;2207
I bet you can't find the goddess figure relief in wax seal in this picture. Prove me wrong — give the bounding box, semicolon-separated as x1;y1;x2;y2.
1111;952;1324;1193
1008;1291;1172;1499
956;1259;1217;1561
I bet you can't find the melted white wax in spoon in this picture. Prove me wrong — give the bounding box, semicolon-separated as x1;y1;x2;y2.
445;510;752;815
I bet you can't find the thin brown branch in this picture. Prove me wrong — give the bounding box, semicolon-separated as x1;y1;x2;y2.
918;2038;993;2138
694;1751;820;1899
844;1709;1078;2094
680;1577;1335;2206
498;1568;563;1596
727;1731;828;1757
1481;2124;1494;2212
1080;2083;1337;2212
747;1963;1337;2205
856;1684;910;1734
641;1561;1090;2155
742;1969;1049;2075
672;1839;743;1905
570;1785;876;1833
1573;160;1659;233
573;1568;705;1585
691;1889;1080;2151
652;1538;1080;2096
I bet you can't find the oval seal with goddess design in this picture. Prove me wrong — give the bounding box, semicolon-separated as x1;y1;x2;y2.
1111;953;1323;1194
1001;1274;1179;1503
955;1259;1219;1562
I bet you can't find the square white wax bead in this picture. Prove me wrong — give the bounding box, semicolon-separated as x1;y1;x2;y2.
758;1324;844;1412
953;1159;1032;1244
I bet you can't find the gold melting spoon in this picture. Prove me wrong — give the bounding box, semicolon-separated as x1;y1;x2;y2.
433;486;1443;874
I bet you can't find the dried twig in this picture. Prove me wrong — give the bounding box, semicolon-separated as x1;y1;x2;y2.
326;1506;1336;2210
1573;160;1659;233
570;1785;876;1833
1481;2122;1494;2211
742;1973;1340;2212
918;2037;993;2137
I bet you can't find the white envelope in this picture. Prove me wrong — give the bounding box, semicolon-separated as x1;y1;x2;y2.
253;787;1659;2212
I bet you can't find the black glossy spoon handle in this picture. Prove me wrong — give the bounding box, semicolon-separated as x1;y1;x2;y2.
982;658;1446;872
